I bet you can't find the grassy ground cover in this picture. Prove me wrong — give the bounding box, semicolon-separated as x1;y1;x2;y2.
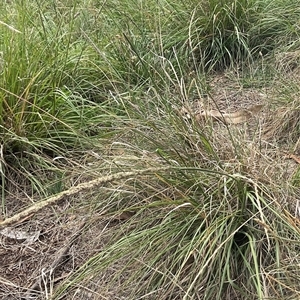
0;0;300;299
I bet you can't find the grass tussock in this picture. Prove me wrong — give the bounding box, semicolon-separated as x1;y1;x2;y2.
52;90;300;299
0;0;300;299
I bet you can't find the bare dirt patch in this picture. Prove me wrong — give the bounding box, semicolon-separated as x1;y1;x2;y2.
0;191;121;300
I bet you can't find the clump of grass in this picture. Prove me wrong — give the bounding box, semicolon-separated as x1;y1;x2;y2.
52;76;300;300
0;1;116;211
186;0;257;71
91;0;300;95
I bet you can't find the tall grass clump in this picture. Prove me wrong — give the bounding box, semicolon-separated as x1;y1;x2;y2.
251;0;300;53
100;0;256;75
0;1;114;205
52;79;300;299
185;0;258;71
103;0;300;74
